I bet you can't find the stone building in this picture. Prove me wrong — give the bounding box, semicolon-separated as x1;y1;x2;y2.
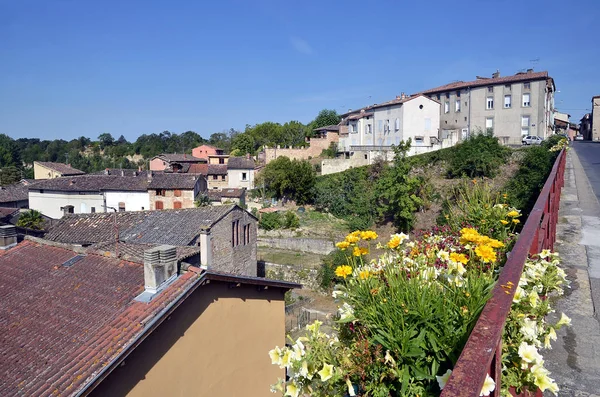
592;95;600;141
580;113;592;141
149;153;206;172
262;126;339;164
44;204;258;276
418;69;555;145
148;173;206;210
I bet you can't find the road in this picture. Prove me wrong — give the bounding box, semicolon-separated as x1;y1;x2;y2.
573;141;600;206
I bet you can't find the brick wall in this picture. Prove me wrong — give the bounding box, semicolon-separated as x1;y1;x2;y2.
149;189;195;210
210;208;257;276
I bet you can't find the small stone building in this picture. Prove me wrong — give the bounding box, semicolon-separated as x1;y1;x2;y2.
148;173;206;210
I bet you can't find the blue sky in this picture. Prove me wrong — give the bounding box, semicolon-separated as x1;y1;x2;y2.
1;0;598;141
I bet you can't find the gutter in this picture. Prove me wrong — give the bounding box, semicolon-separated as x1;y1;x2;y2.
75;270;206;396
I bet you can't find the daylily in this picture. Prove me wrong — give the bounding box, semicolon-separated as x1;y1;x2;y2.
436;369;452;390
318;363;334;381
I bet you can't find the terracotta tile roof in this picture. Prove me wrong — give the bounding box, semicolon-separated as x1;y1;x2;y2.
153;154;205;163
45;205;238;246
347;111;374;120
188;163;208;175
35;162;86;176
227;157;256;170
148;173;200;190
0;240;199;396
0;181;29;204
207;164;228;175
417;71;550;95
28;175;149;192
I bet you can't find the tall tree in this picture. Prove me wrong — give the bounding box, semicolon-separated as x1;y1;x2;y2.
98;133;115;148
309;109;341;133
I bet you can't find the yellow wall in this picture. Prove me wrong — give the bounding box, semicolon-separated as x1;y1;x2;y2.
33;162;62;179
90;281;286;397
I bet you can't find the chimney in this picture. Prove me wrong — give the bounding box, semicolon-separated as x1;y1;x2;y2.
246;153;250;159
104;168;109;175
401;92;406;99
143;245;178;293
121;170;125;177
199;228;212;267
527;68;533;74
492;70;500;79
147;170;153;182
0;225;17;250
396;95;401;100
138;166;142;172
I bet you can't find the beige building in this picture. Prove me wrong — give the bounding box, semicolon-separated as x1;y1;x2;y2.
33;161;85;179
0;235;299;397
592;96;600;141
418;69;556;145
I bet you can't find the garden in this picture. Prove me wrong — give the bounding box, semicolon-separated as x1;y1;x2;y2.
269;138;572;397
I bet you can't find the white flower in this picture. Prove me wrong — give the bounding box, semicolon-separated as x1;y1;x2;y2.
306;320;322;333
544;333;552;349
285;382;300;397
299;360;312;379
269;347;282;365
534;370;559;394
513;286;527;303
447;274;465;287
548;327;557;341
346;378;356;396
280;348;293;369
518;342;543;364
520;318;538;342
318;363;334;381
437;250;450;261
480;374;496;396
529;290;539;308
557;312;571;327
384;350;396;366
292;340;305;360
331;290;346;299
338;302;355;321
436;369;452;390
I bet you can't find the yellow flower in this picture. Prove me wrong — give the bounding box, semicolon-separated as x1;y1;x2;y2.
285;382;300;397
345;234;360;244
507;210;520;218
387;233;409;249
335;265;352;279
512;219;520;224
353;247;368;256
487;239;505;248
472;179;477;184
500;220;509;225
318;363;334;381
359;269;371;280
336;241;350;249
503;193;508;199
460;227;479;235
449;252;468;264
460;233;480;245
475;244;497;263
360;230;378;241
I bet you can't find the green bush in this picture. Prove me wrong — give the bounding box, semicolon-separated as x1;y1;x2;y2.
259;212;282;230
250;207;258;218
447;131;511;178
317;249;347;290
283;210;300;229
505;145;558;216
542;134;564;150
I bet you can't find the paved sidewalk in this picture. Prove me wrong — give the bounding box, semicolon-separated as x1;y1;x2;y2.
544;149;600;396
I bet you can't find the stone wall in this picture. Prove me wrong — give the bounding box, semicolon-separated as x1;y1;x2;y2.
257;237;334;255
149;189;195;210
210;208;257;276
263;262;319;289
263;132;339;164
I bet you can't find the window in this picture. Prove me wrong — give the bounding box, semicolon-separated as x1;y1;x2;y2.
385;119;390;132
118;202;125;212
523;82;531;90
505;84;511;90
378;120;383;132
221;175;226;181
456;91;461;98
486;96;494;109
212;175;218;180
504;95;512;108
522;93;531;107
155;189;166;196
424;118;431;131
444;101;449;113
173;201;182;209
455;99;461;112
364;154;368;160
521;116;530;127
91;207;96;213
242;172;247;181
394;118;400;131
219;158;225;164
155;201;164;210
521;128;529;137
464;117;467;121
367;124;372;134
445;92;450;98
487;86;494;93
436;94;441;100
174;189;182;197
485;117;494;130
246;224;250;244
414;137;424;143
232;222;235;247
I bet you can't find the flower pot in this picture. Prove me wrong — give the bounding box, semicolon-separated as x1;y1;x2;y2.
508;386;542;397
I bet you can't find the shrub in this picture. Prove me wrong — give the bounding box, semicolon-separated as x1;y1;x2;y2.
447;131;511;178
259;212;282;230
283;210;300;229
317;249;347;290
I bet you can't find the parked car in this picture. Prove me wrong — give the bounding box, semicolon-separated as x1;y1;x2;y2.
522;136;543;145
574;135;584;141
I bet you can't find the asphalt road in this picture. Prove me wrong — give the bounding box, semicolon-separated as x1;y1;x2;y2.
573;141;600;205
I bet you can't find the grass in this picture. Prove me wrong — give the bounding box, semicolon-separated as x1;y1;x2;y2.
297;209;348;238
257;247;324;268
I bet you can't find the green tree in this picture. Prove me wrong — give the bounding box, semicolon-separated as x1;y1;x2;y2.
374;140;424;231
281;121;309;147
98;133;115;148
0;166;22;185
0;134;21;167
231;133;256;155
308;109;341;136
16;210;45;230
258;157;316;204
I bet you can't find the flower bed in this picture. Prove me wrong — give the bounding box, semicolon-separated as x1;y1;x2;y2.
269;196;570;396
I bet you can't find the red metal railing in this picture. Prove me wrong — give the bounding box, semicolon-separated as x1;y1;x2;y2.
441;148;567;397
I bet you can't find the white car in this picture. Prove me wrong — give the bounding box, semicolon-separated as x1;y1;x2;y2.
522;136;543;145
574;135;584;141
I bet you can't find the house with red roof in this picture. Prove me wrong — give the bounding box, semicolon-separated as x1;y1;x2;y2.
0;232;299;397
